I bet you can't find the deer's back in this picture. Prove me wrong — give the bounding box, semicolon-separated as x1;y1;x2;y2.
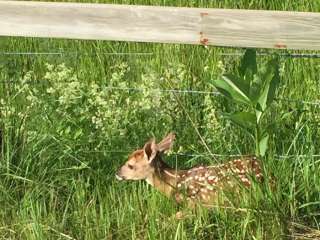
174;156;263;204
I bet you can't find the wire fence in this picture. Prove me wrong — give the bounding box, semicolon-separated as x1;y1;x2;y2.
0;52;154;56
100;87;320;107
1;82;319;107
1;50;319;160
1;50;319;106
87;149;320;160
1;51;320;58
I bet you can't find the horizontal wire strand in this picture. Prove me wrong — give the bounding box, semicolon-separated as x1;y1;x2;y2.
0;52;154;56
1;51;320;58
86;150;320;159
2;82;319;106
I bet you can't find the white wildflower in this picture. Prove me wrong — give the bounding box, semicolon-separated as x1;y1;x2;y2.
46;87;55;94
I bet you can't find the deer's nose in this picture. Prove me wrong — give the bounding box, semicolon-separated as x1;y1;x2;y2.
115;170;125;180
115;174;124;180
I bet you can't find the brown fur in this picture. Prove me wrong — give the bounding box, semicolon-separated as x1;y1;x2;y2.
116;133;265;207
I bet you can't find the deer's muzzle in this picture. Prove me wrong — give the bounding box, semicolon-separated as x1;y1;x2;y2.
115;170;125;180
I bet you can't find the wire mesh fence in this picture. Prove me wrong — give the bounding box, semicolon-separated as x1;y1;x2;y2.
86;150;320;160
1;49;319;160
0;51;154;56
1;51;319;108
1;51;320;58
1;82;319;107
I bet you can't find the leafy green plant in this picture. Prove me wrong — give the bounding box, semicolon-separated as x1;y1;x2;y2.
212;49;280;157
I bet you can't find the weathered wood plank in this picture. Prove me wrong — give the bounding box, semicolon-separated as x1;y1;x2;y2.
0;1;319;50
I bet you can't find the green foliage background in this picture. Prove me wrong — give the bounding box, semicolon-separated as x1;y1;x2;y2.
0;0;320;239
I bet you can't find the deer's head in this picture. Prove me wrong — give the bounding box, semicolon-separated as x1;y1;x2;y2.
116;133;175;181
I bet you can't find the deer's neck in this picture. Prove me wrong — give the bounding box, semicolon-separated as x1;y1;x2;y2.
145;158;181;198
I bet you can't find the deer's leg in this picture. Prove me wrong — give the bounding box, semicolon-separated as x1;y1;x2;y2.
173;193;197;220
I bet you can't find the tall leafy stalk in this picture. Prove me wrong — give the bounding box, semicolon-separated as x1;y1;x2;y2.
212;49;280;157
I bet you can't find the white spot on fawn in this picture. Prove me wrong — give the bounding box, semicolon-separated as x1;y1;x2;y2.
201;188;207;193
206;185;214;191
256;173;263;178
240;176;251;185
198;177;205;181
201;194;208;200
186;177;193;182
208;176;216;181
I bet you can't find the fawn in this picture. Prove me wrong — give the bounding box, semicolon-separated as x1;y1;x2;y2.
116;133;264;208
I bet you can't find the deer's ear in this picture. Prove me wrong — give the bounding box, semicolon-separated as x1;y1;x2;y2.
157;132;176;153
143;139;158;163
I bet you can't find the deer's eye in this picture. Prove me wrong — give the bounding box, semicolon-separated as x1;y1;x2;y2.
128;164;134;170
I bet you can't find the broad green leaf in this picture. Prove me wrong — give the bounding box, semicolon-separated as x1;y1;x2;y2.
223;74;251;97
239;49;257;80
259;134;269;157
255;109;263;124
224;112;257;130
257;58;279;112
238;75;250;96
212;74;251;105
239;49;257;96
249;75;263;103
257;75;273;112
266;59;280;106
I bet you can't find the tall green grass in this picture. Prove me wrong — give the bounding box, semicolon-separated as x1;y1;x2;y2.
0;0;320;239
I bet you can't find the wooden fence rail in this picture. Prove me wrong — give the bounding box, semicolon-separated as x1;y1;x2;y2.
0;1;319;50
